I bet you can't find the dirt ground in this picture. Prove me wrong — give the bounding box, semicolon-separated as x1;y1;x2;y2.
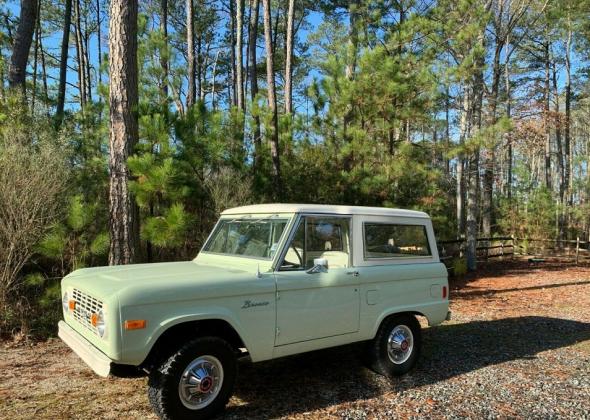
1;259;589;419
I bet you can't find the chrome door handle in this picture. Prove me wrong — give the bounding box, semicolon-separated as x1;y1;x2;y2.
346;271;359;277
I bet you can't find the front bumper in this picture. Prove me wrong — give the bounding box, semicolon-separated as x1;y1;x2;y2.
58;320;111;377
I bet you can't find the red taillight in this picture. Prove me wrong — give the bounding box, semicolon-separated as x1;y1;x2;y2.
442;286;447;299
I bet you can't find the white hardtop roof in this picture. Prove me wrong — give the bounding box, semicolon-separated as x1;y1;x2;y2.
221;203;429;218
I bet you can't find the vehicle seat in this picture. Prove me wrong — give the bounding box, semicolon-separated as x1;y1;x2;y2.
320;251;349;268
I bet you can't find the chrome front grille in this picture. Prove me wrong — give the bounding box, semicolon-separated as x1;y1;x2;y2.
72;288;103;336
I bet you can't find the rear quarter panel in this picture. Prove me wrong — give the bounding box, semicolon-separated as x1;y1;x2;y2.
358;262;449;339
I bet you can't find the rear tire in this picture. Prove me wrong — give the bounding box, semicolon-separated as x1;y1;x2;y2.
148;337;237;419
366;314;421;377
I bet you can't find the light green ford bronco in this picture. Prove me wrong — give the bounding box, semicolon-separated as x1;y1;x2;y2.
59;204;449;419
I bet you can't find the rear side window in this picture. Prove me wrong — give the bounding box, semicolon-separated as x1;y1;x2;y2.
363;223;431;259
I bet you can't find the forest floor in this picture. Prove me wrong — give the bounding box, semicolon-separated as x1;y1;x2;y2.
1;259;590;419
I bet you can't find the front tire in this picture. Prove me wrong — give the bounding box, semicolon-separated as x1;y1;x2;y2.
366;314;421;377
148;337;237;419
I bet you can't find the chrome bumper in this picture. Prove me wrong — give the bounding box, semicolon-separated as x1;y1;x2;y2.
58;320;111;377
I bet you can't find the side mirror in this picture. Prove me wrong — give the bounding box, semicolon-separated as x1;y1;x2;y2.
306;257;328;274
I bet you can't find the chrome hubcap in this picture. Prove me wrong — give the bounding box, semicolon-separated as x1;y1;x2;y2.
387;325;414;364
178;355;224;410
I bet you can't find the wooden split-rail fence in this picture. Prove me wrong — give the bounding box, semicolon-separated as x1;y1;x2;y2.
437;236;590;266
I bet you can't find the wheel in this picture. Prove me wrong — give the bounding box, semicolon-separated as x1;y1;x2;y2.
148;337;237;419
366;314;421;377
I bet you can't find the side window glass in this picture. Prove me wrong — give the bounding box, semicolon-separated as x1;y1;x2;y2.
280;216;350;270
280;219;305;270
364;223;431;259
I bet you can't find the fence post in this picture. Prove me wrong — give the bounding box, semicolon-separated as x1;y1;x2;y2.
501;240;504;258
511;235;515;259
576;237;580;265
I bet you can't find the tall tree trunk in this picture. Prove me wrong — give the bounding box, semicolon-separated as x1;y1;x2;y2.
186;0;196;108
457;87;472;237
196;30;202;102
96;0;103;121
482;40;502;237
236;0;245;110
345;0;358;80
229;0;237;106
466;32;485;272
31;0;40;112
211;50;220;109
160;0;168;99
39;34;48;102
552;58;564;205
8;0;37;93
0;44;4;100
262;0;282;199
543;39;551;189
284;0;295;114
564;19;572;206
108;0;139;265
73;0;86;109
248;0;261;169
445;85;451;175
56;0;72;126
83;10;92;103
505;43;513;200
96;0;102;88
342;0;358;167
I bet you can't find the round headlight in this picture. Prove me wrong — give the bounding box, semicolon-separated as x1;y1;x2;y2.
62;292;69;313
96;309;106;338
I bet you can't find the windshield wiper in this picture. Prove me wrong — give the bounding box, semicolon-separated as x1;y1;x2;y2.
227;215;252;224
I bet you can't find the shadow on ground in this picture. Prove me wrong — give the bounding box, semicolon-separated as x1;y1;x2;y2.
223;316;590;418
452;279;590;300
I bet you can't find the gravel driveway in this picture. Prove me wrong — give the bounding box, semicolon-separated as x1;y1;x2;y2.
1;260;589;419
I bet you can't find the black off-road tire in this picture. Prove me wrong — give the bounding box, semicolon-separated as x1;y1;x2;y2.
366;314;421;377
148;337;237;420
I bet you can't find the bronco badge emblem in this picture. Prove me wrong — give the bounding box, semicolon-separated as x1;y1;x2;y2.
241;300;269;309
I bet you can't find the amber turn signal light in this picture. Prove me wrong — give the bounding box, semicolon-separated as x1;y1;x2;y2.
68;300;76;311
90;313;99;327
124;320;146;330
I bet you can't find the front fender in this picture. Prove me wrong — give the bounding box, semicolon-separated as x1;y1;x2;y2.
119;296;276;365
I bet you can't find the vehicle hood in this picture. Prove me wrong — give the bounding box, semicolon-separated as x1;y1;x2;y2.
61;261;270;305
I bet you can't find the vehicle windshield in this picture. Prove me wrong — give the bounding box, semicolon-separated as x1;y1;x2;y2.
202;215;290;259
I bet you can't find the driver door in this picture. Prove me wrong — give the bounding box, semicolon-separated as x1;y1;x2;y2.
274;215;360;346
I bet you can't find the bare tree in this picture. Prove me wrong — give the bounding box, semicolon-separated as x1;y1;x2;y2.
108;0;140;265
262;0;282;199
0;124;68;309
8;0;37;93
205;167;252;215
